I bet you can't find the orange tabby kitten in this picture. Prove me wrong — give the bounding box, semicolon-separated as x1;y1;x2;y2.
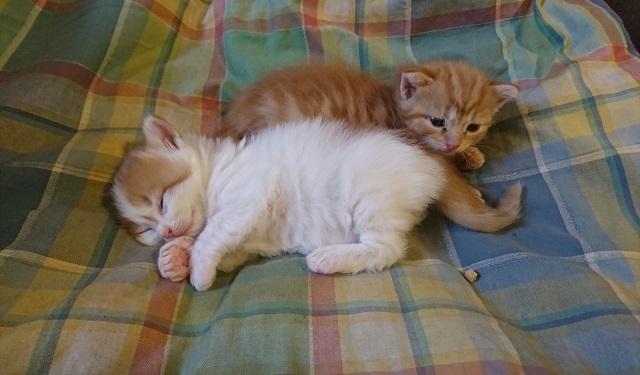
219;60;518;170
218;61;523;233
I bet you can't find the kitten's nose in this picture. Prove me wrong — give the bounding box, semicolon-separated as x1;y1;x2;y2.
162;228;176;239
445;142;460;152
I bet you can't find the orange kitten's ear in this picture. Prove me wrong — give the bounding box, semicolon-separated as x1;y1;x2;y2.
399;71;434;101
492;83;519;106
143;116;184;150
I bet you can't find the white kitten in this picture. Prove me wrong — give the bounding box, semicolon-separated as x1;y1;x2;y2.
111;116;445;291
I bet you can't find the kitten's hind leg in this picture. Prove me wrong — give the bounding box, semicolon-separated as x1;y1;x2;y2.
158;236;194;282
306;231;406;274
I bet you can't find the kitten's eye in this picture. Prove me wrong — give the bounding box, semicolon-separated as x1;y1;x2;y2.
466;123;480;132
428;117;445;128
159;196;164;210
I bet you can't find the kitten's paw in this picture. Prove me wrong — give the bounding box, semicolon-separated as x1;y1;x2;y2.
306;248;337;274
306;246;362;274
190;267;216;291
189;241;217;291
307;243;398;274
457;147;485;170
158;236;194;282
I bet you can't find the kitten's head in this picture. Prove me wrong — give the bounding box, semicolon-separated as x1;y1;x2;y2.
111;116;206;246
395;60;518;155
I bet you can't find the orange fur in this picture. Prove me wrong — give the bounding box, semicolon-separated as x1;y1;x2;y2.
396;61;518;161
219;64;401;138
220;61;522;233
220;61;517;162
112;136;192;241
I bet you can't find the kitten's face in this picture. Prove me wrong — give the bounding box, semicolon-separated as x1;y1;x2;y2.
111;117;206;246
396;61;518;155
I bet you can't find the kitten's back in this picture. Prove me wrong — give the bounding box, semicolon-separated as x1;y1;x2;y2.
219;64;399;139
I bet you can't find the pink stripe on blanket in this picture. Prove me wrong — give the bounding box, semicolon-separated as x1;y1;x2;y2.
129;279;182;375
309;274;343;374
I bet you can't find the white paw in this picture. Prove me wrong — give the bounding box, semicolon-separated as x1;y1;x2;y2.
306;246;352;274
189;241;217;291
190;267;216;291
157;236;194;282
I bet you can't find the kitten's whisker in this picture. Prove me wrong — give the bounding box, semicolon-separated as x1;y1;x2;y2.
487;68;500;82
474;140;491;152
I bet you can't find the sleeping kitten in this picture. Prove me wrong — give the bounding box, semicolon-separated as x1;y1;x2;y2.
218;60;518;170
218;61;522;233
112;116;449;291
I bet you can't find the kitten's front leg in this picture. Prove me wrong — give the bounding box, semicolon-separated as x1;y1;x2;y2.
454;146;485;170
189;207;261;291
189;238;220;292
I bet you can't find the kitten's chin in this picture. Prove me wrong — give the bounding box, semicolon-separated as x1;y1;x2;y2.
174;223;196;239
422;138;468;155
423;138;453;155
185;220;205;238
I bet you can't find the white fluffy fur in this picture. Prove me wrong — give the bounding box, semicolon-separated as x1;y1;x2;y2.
115;117;446;291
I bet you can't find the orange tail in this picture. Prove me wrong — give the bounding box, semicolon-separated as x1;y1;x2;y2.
437;163;523;233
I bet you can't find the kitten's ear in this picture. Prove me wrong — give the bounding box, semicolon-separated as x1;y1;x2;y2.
492;83;519;106
399;71;434;101
142;116;184;150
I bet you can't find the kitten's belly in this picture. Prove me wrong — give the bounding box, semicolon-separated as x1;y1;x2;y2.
241;206;357;257
277;209;357;255
240;238;284;256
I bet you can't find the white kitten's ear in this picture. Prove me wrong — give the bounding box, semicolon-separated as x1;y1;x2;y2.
399;71;434;101
492;83;519;105
142;116;183;150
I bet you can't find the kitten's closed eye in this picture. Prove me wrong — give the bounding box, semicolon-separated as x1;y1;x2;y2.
159;190;167;212
139;227;154;235
466;124;480;132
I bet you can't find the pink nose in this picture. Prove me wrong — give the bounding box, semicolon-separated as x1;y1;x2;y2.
445;142;460;152
162;228;175;239
162;226;188;239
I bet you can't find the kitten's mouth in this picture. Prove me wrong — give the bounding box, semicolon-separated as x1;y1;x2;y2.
184;224;199;237
425;139;458;155
425;138;467;155
442;148;458;155
162;222;194;240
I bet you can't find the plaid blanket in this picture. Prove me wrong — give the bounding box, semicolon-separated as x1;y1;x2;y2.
1;0;639;373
